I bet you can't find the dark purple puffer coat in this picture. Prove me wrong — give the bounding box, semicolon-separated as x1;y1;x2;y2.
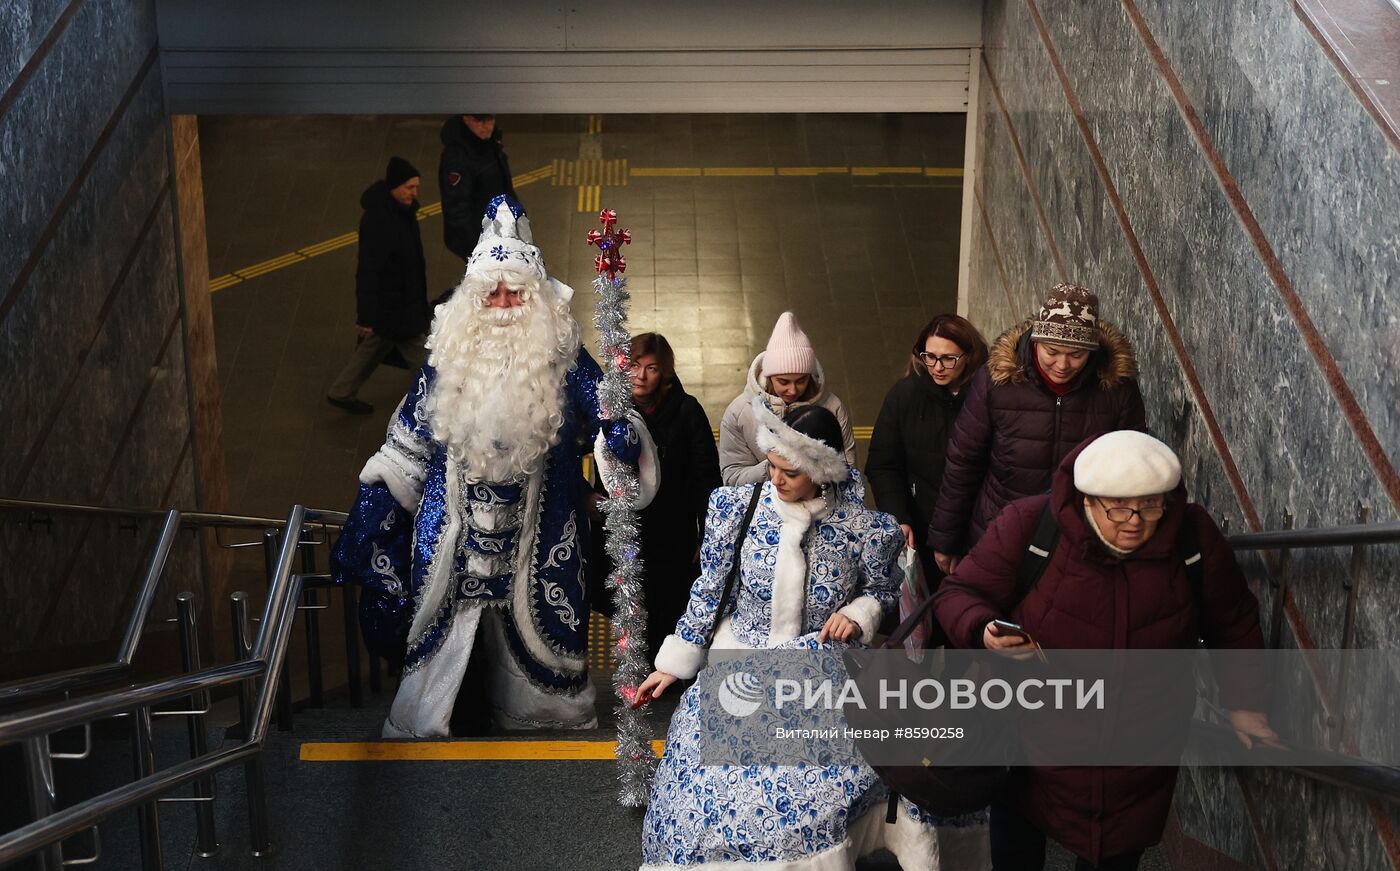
927;320;1146;556
933;441;1268;863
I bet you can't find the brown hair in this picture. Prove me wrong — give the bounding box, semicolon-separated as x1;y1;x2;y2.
630;332;676;385
906;314;988;390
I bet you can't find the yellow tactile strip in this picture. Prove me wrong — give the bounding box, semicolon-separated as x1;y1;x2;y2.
208;163;962;291
301;739;666;762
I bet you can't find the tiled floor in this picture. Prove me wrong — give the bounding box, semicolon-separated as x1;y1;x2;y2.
201;113;966;518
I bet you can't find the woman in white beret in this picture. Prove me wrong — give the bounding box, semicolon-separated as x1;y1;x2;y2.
933;430;1276;871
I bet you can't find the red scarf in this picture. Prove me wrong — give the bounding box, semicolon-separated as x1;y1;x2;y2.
1034;354;1075;396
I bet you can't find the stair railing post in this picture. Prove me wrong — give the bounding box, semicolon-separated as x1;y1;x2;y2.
262;528;293;731
22;735;63;871
230;591;271;857
299;540;323;708
130;705;163;870
175;593;219;857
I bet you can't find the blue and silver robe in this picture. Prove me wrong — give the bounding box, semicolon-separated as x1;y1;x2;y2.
332;346;639;733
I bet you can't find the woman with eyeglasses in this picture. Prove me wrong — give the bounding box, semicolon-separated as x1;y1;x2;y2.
866;314;988;592
933;431;1275;871
927;284;1147;575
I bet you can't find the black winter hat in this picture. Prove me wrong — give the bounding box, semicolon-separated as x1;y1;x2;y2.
385;156;420;189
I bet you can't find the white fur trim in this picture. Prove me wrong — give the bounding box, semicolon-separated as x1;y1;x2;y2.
751;395;849;485
404;455;464;647
655;633;707;680
359;451;424;512
594;410;660;510
547;276;574;305
768;493;822;644
838;595;886;645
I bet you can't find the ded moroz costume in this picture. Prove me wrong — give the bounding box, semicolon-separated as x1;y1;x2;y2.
332;195;657;737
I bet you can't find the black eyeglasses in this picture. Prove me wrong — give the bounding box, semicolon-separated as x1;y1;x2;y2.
916;352;964;369
1095;498;1166;522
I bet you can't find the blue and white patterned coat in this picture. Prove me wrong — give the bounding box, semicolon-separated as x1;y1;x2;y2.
331;347;638;732
642;475;944;870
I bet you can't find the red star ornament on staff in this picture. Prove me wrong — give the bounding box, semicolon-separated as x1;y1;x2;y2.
586;208;631;281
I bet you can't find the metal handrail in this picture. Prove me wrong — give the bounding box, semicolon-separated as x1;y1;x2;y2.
0;505;312;865
0;497;347;530
0;509;183;707
1227;519;1400;551
0;499;347;707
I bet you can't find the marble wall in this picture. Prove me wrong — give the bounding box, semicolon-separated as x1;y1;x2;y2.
970;1;1400;868
0;1;219;671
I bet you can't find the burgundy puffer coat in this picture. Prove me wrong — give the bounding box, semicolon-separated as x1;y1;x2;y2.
927;320;1146;555
932;440;1267;863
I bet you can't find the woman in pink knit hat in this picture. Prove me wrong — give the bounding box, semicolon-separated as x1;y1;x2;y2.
718;311;856;485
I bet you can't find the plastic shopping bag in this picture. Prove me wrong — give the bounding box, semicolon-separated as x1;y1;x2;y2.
895;546;931;662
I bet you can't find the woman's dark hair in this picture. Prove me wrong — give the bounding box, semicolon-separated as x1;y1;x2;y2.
784;405;844;455
906;313;989;389
630;332;676;385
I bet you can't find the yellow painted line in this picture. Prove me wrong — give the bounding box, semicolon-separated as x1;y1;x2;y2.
298;232;358;256
209;274;241;291
925;167;965;177
576;184;602;213
703;167;775;177
631;167;702;177
300;739;666;762
234;252;307;278
419;201;443;217
852;166;924;176
777;166;849;176
587;114;603;135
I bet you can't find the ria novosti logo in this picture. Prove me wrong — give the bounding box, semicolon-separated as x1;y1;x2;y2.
717;671;765;717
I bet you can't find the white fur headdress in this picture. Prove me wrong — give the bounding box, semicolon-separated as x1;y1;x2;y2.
465;195;547;284
751;395;849;485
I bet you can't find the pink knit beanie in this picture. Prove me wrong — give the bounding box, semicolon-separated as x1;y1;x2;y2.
761;312;817;378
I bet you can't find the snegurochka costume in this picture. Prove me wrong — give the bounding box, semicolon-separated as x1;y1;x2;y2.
640;396;942;870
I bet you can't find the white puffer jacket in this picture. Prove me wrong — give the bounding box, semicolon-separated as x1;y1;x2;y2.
717;353;856;485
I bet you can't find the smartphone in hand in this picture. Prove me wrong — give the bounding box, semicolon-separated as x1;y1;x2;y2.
631;688;653;709
990;619;1047;663
990;619;1031;642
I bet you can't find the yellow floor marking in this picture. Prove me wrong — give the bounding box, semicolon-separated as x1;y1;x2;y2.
925;167;965;177
777;167;849;176
588;114;603;135
703;167;775;177
851;166;924;176
301;739;666;762
210;165;554;292
630;167;702;177
577;184;603;213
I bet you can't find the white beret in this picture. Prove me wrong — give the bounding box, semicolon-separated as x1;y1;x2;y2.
1073;430;1182;498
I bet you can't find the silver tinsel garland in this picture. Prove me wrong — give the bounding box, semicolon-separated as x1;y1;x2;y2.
588;213;657;807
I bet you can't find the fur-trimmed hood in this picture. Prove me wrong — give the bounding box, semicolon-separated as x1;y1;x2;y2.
744;352;830;411
988;319;1138;391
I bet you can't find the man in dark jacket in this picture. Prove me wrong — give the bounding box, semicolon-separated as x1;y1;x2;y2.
933;431;1275;870
928;284;1146;570
326;157;431;415
439;114;517;263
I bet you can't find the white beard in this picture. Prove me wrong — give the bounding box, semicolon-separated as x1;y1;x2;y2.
422;287;580;483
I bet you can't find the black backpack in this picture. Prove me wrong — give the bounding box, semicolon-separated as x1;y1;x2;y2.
1014;501;1208;646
